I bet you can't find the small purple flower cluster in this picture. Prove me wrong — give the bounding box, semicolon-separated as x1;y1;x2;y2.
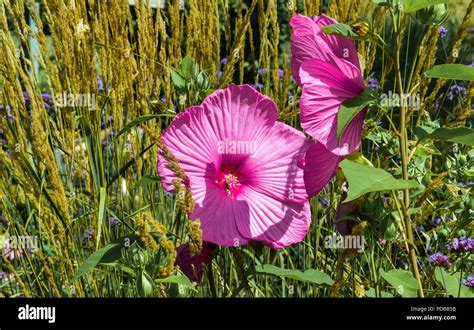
447;85;467;101
438;26;448;38
428;252;451;267
81;228;94;247
2;238;23;261
109;217;120;226
462;275;474;288
446;236;474;252
257;68;284;78
367;77;379;89
319;196;328;209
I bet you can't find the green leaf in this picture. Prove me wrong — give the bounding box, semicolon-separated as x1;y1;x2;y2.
254;264;334;286
170;68;186;89
435;267;474;298
339;160;419;202
381;216;397;241
181;56;197;80
346;152;374;166
115;114;174;139
156;274;198;292
402;0;451;13
137;270;154;298
380;269;418;297
416;127;474;147
414;142;442;156
96;187;107;249
337;89;376;143
425;64;474;81
321;23;357;37
365;288;394;297
73;235;138;281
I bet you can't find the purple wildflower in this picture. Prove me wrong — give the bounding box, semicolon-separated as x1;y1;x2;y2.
462;275;474;287
428;252;451;267
215;70;223;78
257;68;268;75
278;69;284;78
160;98;167;103
319;196;328;209
3;238;23;260
416;225;425;232
447;236;474;252
109;217;120;226
374;145;379;152
81;228;94;247
97;78;104;92
368;77;379;89
220;58;227;65
432;217;441;226
41;93;53;101
253;83;264;90
447;85;467;101
439;26;448;38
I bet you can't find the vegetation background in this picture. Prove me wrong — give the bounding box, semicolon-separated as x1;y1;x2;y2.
0;0;472;298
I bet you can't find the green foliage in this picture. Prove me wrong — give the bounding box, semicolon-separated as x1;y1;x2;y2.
425;64;474;81
254;265;334;286
339;160;419;202
401;0;451;13
321;23;357;37
435;268;474;298
380;269;418;297
170;56;214;107
337;88;379;143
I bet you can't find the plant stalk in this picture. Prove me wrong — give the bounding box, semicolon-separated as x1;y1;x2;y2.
391;6;424;298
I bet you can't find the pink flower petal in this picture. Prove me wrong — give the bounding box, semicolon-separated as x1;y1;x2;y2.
201;84;278;143
303;142;342;197
239;122;312;203
299;58;365;155
236;188;311;249
157;106;219;191
290;14;361;85
157;84;278;191
191;182;250;246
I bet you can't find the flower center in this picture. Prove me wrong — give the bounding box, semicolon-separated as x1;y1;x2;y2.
216;171;241;197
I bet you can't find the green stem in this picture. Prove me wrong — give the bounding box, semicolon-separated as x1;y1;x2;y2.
391;7;424;298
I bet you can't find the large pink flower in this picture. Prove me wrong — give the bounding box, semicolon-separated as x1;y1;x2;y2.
157;85;334;248
291;14;366;156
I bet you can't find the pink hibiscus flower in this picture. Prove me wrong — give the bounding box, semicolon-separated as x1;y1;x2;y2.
158;84;336;248
291;14;366;156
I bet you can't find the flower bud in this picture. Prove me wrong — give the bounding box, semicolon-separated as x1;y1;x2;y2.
351;21;370;38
